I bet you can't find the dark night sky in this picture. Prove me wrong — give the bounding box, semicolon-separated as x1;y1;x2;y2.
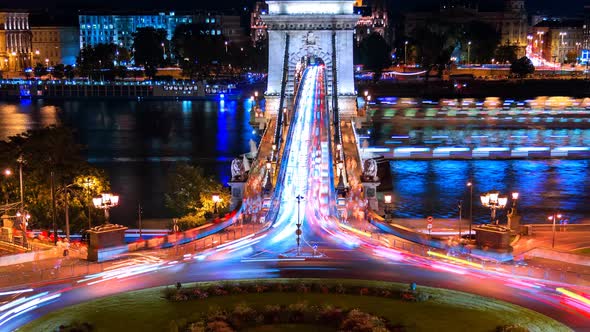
4;0;588;16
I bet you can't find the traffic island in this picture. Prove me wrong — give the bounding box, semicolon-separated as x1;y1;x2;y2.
21;279;570;332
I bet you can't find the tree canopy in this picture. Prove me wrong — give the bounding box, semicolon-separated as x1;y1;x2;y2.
133;27;167;78
510;56;535;78
165;164;230;229
0;126;110;233
358;32;391;82
171;23;225;79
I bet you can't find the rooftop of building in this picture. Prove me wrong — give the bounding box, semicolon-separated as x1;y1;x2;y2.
534;18;584;28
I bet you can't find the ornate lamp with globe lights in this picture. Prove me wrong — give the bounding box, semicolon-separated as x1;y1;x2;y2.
480;191;508;225
93;193;119;224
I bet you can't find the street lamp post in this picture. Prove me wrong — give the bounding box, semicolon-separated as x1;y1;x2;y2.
404;41;408;65
85;177;93;229
548;213;563;248
212;193;221;216
467;41;472;66
559;32;567;66
92;193;120;224
264;159;273;193
467;181;473;238
383;194;392;218
458;200;463;238
295;194;304;256
480;191;508;225
2;168;11;204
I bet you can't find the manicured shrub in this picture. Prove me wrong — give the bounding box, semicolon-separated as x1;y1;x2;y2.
162;287;178;300
262;304;281;324
57;321;94;332
206;320;234;332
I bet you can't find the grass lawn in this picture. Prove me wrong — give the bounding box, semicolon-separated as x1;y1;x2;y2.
21;279;570;332
572;247;590;256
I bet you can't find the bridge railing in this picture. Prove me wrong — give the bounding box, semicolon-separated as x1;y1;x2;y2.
368;232;590;286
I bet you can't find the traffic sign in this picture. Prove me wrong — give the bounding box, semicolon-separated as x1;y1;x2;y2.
427;223;433;230
427;216;434;222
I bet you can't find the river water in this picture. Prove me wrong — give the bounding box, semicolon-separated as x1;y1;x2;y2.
0;97;588;226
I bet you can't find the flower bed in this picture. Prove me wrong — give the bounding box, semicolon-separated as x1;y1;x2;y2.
162;280;430;304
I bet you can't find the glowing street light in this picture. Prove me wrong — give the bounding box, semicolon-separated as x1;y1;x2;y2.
548;213;563;248
212;193;221;214
93;193;120;224
480;191;508;224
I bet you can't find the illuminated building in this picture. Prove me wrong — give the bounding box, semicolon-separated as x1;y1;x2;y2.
79;11;246;56
584;5;590;50
404;0;528;56
78;12;194;50
0;11;32;73
31;26;79;66
354;0;390;45
532;19;584;64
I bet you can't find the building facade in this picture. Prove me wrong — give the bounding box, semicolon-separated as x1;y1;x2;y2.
532;19;584;64
79;12;194;50
404;0;528;56
31;26;79;66
584;6;590;50
0;11;32;72
354;0;390;45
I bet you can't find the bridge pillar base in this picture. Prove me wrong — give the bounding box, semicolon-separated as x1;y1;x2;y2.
264;95;294;117
229;181;246;211
362;181;381;212
337;95;358;119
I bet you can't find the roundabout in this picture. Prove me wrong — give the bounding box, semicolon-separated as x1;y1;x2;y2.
20;279;569;332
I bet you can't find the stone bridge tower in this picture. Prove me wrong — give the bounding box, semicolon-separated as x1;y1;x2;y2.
263;0;359;118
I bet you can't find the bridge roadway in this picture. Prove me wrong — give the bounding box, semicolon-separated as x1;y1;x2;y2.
1;66;589;330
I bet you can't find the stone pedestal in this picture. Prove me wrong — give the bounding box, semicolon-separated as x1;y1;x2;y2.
228;181;246;211
362;181;380;211
87;224;128;262
474;225;512;251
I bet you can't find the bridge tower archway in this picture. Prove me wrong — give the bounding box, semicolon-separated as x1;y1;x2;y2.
263;0;359;118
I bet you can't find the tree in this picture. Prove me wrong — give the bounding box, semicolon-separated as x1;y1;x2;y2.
76;43;116;79
116;47;132;66
358;33;391;82
64;65;75;80
510;56;535;78
164;164;230;220
0;126;110;232
495;45;518;64
33;63;47;78
132;27;167;69
565;50;578;64
52;64;65;79
462;21;499;64
172;23;225;79
113;65;128;79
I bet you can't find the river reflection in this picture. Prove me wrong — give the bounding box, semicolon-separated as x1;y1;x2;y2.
1;97;589;226
0;99;258;224
390;159;590;224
